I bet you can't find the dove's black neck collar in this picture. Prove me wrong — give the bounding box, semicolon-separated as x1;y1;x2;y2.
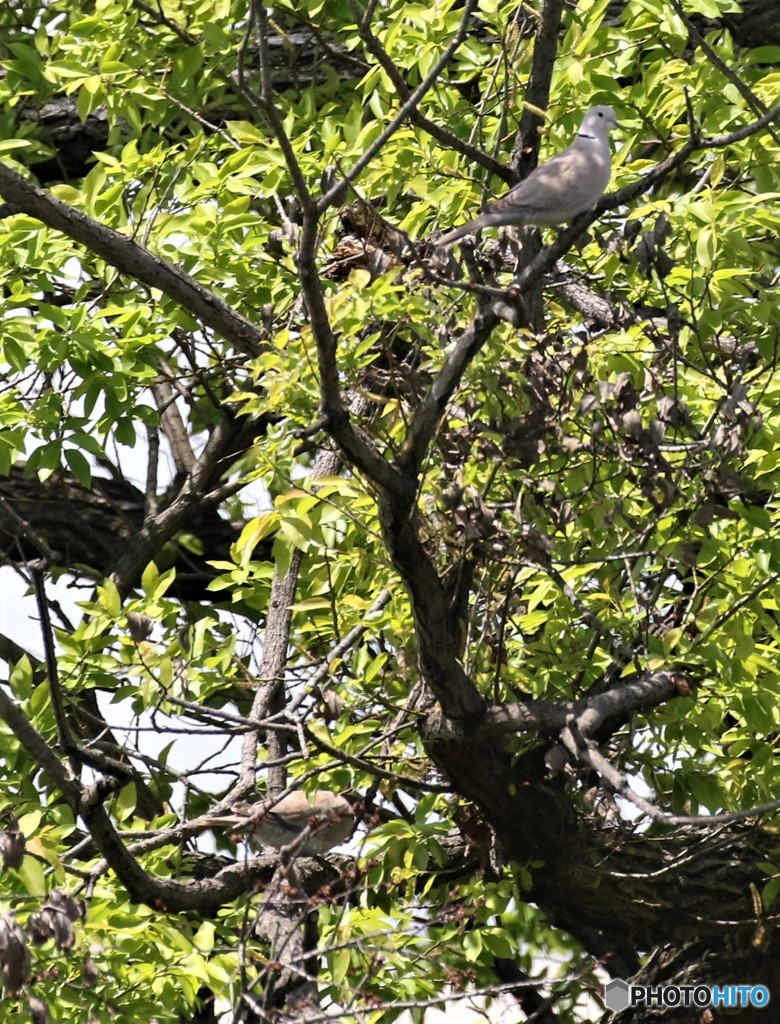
577;131;597;140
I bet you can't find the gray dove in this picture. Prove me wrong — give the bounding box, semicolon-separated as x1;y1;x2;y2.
437;105;620;247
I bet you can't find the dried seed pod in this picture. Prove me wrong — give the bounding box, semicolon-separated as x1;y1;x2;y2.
28;995;49;1024
82;957;101;986
127;612;154;642
28;910;55;946
0;914;31;993
0;828;25;871
48;890;84;922
29;891;82;949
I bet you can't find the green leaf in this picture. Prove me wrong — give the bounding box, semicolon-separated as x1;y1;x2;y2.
114;783;137;822
97;580;122;618
64;446;92;487
17;855;47;896
140;565;176;600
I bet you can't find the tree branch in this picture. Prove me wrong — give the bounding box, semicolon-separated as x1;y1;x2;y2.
0;681;81;802
510;0;568;179
474;671;686;741
0;163;264;358
398;301;500;478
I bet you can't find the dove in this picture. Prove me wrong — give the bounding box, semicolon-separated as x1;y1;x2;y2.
436;105;620;247
202;790;354;855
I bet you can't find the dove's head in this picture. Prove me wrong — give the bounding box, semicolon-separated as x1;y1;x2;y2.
581;105;620;136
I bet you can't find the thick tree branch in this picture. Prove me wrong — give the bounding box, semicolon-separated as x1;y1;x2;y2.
296;211;405;492
0;163;264;358
510;0;568;178
241;551;303;798
433;671;687;743
399;301;500;478
252;870;322;1017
